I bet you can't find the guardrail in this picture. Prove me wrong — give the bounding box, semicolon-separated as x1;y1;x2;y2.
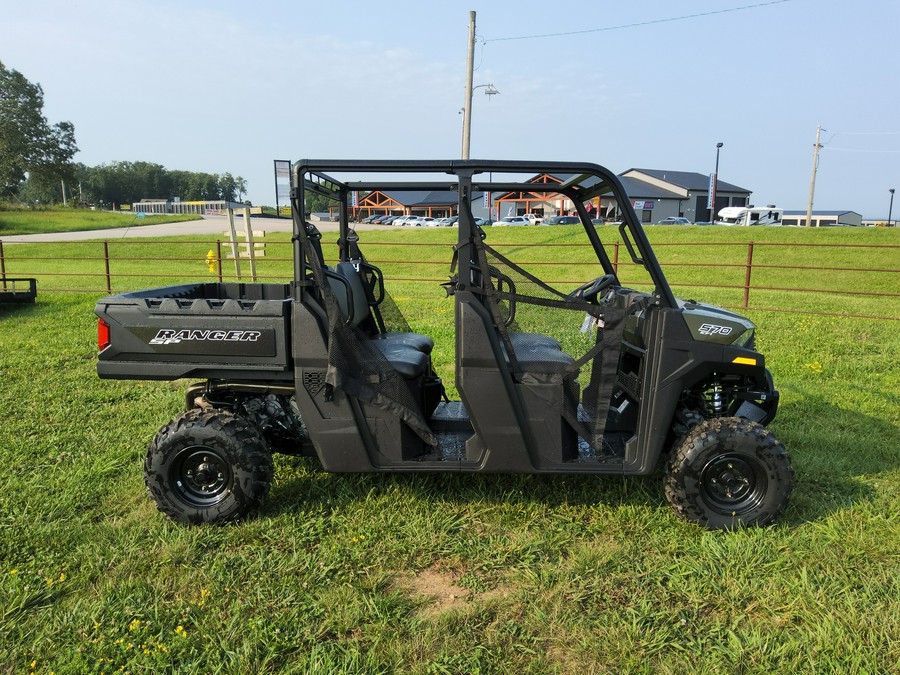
1;238;898;321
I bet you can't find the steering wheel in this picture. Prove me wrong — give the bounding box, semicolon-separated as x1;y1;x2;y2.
568;274;616;302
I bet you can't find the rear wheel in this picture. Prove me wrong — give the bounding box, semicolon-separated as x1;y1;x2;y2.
145;409;274;524
664;417;793;530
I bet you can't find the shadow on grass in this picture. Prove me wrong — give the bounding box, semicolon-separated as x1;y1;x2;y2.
773;388;899;526
264;388;897;529
0;298;41;317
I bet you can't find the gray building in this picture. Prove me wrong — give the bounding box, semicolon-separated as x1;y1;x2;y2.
782;210;863;227
619;169;753;223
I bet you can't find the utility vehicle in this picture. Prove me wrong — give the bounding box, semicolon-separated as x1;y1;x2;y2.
95;160;793;529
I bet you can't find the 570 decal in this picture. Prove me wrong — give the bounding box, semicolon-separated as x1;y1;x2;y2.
150;329;262;345
697;323;733;337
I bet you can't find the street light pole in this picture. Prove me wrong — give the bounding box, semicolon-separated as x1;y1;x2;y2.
711;142;723;222
889;188;895;227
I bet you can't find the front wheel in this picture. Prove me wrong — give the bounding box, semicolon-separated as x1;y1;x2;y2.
145;409;274;524
664;417;793;530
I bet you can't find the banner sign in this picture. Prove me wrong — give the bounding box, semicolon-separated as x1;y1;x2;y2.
273;160;291;216
707;172;717;210
632;200;655;210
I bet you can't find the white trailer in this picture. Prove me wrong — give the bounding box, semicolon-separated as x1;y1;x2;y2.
717;206;784;226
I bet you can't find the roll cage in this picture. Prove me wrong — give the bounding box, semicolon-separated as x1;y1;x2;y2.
289;159;676;309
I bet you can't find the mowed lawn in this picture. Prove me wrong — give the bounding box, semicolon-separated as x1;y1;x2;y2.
0;206;199;235
0;225;897;673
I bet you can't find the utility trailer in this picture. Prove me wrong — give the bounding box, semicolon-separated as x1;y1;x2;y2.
0;278;37;304
96;160;793;529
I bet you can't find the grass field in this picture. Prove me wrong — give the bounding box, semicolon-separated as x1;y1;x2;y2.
1;225;898;673
0;204;199;235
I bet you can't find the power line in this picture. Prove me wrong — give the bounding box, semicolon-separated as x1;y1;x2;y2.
825;147;900;154
484;0;794;43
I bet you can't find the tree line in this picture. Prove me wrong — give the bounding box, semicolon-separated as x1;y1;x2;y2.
1;61;247;207
70;162;248;207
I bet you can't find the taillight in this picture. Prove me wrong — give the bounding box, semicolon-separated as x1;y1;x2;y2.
98;319;111;352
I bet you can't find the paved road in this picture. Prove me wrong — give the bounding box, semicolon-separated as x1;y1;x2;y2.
0;215;393;243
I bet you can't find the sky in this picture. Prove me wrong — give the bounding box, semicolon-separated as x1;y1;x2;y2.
4;0;900;217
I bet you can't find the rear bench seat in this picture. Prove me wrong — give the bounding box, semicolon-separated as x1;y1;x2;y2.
328;262;433;379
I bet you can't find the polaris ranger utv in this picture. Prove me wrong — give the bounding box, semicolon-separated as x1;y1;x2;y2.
95;160;793;530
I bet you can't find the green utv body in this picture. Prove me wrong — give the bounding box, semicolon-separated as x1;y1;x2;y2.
95;160;792;529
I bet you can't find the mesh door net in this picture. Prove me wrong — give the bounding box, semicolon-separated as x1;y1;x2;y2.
471;235;633;455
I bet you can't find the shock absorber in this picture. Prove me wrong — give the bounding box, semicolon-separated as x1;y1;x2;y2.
710;380;724;416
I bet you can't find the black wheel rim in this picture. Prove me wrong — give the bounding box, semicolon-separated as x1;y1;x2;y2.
170;445;233;507
699;453;767;515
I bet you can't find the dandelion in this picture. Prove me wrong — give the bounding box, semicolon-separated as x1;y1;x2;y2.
804;360;824;374
175;625;187;638
58;573;65;582
9;569;17;575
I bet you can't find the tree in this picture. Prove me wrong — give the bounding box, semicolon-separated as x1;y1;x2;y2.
0;61;78;199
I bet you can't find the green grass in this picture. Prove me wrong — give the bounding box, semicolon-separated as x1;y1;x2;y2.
0;204;200;235
0;227;898;673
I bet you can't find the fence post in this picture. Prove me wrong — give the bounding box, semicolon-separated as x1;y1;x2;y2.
0;240;6;291
103;241;112;294
743;242;754;308
613;241;619;275
216;240;223;283
226;208;242;280
243;206;258;282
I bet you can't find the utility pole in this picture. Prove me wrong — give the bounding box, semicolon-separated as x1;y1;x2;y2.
805;125;824;227
61;179;67;207
461;10;476;160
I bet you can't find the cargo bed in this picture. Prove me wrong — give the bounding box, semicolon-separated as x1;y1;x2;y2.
95;282;293;381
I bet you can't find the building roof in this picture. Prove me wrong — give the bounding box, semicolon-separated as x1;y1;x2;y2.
783;210;861;216
622;168;751;194
383;190;481;207
616;176;684;200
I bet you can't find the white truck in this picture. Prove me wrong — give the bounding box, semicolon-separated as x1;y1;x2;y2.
717;206;784;226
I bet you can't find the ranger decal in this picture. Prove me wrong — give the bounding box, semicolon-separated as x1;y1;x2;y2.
150;329;262;345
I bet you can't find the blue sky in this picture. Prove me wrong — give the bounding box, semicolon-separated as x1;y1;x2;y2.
5;0;899;217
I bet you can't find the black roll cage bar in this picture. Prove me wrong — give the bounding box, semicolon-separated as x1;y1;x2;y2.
290;159;676;308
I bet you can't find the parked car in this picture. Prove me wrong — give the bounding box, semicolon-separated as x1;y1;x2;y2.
422;217;437;227
656;217;691;225
591;217;606;225
362;214;382;223
382;215;401;225
495;216;530;226
543;215;581;225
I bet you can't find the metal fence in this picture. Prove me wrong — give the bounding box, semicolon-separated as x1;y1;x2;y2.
2;238;898;321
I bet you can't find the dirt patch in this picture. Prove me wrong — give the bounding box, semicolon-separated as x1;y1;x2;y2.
394;567;471;616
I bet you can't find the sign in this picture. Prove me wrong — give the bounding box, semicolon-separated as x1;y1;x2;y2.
707;172;717;210
351;191;358;207
273;160;292;217
483;191;489;208
632;200;655;210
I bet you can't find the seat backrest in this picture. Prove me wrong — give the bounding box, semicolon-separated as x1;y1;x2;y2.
333;262;371;327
